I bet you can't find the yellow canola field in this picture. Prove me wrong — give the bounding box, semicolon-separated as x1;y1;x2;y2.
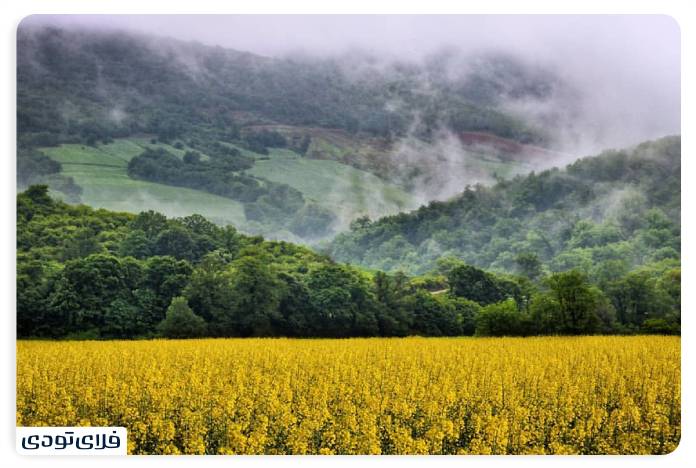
16;336;680;455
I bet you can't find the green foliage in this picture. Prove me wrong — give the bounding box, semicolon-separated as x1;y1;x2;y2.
305;264;379;337
118;230;152;259
475;299;524;337
16;186;680;339
157;297;207;338
61;228;103;261
183;251;235;325
605;264;680;334
330;137;680;277
18;26;548;149
226;255;282;337
288;204;337;239
127;147;257;199
17;149;60;184
515;252;542;280
447;262;520;306
242;129;287;154
543;271;604;335
401;291;454;336
127;147;343;237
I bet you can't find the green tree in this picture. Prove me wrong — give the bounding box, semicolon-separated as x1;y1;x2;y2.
143;256;193;326
448;296;480;336
154;225;196;261
157;297;207;338
606;271;670;327
47;254;134;335
102;299;142;338
184;251;234;326
17;258;55;337
403;290;462;336
528;293;559;335
545;270;603;334
227;255;281;336
515;252;542;280
373;271;412;336
118;229;152;259
475;299;524;336
131;210;169;239
275;272;313;337
61;228;103;260
447;264;515;306
306;264;379;337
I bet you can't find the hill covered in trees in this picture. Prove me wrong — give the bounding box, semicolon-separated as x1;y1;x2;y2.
18;26;554;149
18;24;575;236
328;136;680;279
17;184;679;339
15;24;680;339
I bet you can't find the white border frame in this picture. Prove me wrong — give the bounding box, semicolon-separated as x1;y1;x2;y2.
2;2;691;467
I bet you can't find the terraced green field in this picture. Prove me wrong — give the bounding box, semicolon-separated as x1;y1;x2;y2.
39;141;246;227
247;148;416;228
38;139;416;234
39;137;536;238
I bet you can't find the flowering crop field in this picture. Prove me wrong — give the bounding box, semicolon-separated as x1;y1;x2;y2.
16;336;680;455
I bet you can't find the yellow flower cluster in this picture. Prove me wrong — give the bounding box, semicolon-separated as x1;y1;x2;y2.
16;336;680;455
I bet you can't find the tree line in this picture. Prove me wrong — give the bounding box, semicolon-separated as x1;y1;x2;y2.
127;147;336;238
18;185;679;339
330;137;681;276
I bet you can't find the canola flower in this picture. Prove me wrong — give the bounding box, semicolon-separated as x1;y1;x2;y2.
16;336;680;455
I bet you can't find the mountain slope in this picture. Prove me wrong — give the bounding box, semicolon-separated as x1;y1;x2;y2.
38;139;414;240
38;140;247;227
327;137;680;276
18;25;576;220
18;26;556;146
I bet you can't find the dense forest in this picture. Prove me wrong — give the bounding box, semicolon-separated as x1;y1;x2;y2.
18;183;679;339
328;136;681;277
18;27;551;148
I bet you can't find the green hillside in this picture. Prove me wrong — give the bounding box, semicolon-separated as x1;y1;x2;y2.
17;25;578;242
39;141;246;226
17;185;680;339
18;27;554;148
38;139;416;238
246;148;415;229
243;125;537;188
328;137;681;276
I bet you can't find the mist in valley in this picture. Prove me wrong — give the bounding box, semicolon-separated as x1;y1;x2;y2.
18;15;680;240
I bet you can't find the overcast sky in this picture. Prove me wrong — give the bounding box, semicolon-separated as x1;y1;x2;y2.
20;15;681;150
20;15;679;61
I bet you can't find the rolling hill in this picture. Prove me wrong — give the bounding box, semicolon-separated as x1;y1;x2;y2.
327;136;681;276
38;139;245;226
38;138;415;240
17;24;578;242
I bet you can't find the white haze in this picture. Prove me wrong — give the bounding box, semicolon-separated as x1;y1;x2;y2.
21;14;680;154
18;15;681;235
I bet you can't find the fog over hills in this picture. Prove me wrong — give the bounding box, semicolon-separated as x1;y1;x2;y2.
22;15;679;151
17;15;680;241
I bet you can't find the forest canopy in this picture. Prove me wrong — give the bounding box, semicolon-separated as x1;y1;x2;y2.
17;181;680;339
328;136;680;276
